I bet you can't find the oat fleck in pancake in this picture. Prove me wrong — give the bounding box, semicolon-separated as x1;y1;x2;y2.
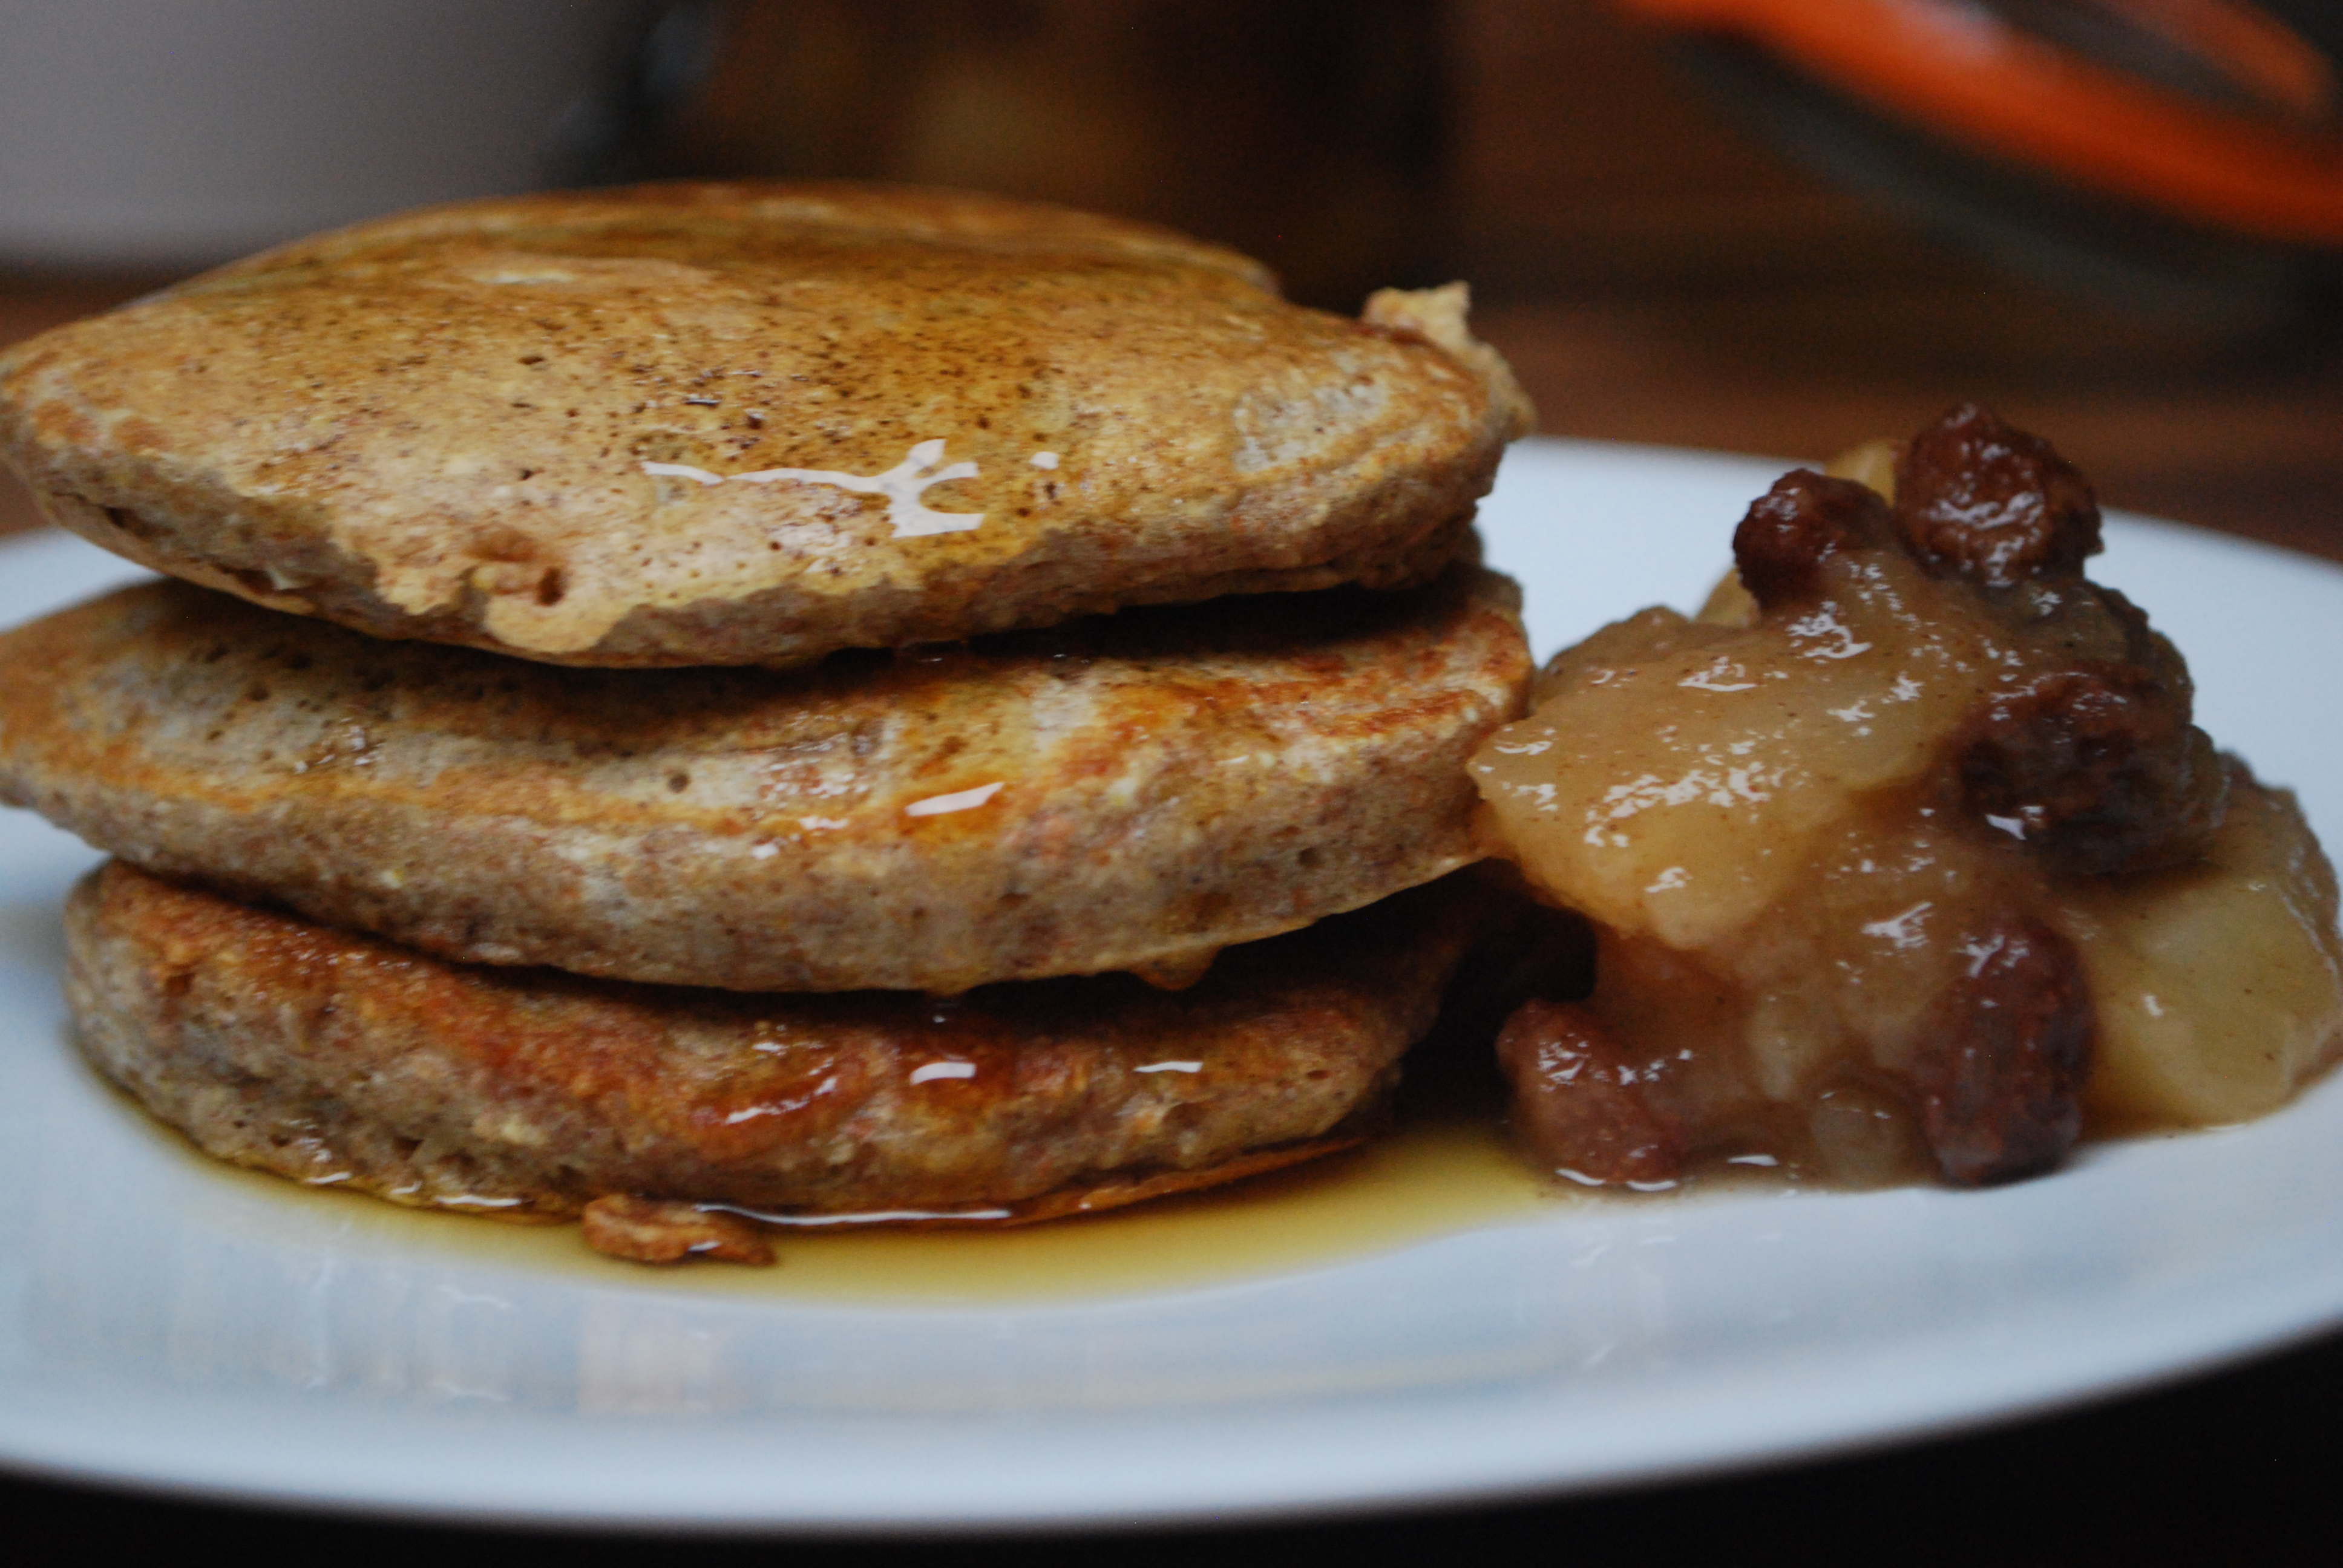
0;564;1529;994
0;183;1533;667
66;863;1477;1247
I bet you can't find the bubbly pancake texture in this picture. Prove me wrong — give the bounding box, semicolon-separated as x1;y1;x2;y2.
65;862;1476;1224
0;566;1530;994
0;183;1532;666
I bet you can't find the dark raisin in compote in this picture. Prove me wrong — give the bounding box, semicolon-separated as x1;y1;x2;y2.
1473;406;2343;1190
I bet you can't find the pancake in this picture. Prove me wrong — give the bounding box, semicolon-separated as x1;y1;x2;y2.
0;563;1531;995
65;861;1478;1243
0;181;1533;668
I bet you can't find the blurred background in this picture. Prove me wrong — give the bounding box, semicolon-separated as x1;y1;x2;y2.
4;0;2342;552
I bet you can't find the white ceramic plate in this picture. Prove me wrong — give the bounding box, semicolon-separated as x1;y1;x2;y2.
4;437;2342;1531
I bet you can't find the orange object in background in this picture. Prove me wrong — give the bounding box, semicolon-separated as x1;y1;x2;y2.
1616;0;2343;245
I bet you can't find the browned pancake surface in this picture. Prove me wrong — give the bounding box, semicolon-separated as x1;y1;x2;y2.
65;862;1476;1223
0;566;1529;993
0;182;1530;666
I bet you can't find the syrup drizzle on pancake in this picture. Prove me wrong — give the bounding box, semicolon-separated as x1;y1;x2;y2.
641;437;986;537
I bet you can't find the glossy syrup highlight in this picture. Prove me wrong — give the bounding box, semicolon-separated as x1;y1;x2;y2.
163;1042;1570;1303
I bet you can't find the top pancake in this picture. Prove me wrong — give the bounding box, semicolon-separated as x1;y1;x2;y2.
0;182;1532;667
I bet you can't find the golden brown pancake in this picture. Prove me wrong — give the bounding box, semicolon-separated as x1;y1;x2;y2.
65;861;1478;1233
0;182;1532;667
0;564;1530;994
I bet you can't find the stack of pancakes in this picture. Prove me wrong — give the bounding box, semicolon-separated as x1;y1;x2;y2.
0;184;1533;1263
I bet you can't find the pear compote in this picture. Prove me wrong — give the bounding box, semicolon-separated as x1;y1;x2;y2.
1473;406;2343;1189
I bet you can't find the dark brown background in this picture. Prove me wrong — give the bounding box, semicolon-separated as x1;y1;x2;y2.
9;1;2339;553
2;1;2339;1557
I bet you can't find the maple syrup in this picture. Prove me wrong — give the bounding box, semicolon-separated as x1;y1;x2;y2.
168;1038;1565;1303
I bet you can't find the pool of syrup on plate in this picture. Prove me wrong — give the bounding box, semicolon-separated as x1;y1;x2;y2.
171;1033;1577;1303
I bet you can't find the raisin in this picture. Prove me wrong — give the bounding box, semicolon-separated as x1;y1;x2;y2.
1960;664;2228;875
1894;404;2102;587
1731;469;1895;610
1909;920;2094;1185
1495;998;1684;1184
